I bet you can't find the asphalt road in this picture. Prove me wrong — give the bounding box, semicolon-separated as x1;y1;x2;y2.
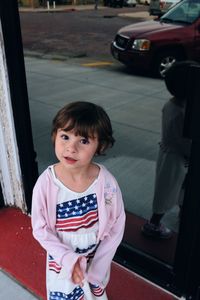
19;5;149;59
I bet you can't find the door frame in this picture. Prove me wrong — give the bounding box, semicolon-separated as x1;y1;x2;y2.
0;0;38;212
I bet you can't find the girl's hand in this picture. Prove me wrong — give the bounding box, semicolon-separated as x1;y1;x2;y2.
72;257;84;287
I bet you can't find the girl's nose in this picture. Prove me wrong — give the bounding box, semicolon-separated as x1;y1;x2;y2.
66;141;77;153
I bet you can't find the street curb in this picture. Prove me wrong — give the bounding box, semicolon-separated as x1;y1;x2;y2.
23;50;88;61
119;11;154;19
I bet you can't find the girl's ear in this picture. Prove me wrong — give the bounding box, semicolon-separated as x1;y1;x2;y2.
51;132;56;145
95;145;103;156
98;144;107;156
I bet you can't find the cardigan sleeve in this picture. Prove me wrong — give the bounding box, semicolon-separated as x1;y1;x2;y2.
86;183;125;288
31;172;86;279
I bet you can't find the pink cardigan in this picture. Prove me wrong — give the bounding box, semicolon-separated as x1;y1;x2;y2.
31;164;125;288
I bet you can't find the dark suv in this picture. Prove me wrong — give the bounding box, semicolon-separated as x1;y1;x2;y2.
111;0;200;77
104;0;124;7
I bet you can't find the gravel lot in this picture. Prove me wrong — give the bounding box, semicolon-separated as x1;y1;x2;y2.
19;5;149;59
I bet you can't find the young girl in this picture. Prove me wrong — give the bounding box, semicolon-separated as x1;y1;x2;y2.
31;101;126;300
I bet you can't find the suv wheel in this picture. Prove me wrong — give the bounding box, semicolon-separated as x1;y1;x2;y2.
155;50;183;78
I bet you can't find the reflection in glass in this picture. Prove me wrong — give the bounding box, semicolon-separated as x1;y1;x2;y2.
19;5;188;266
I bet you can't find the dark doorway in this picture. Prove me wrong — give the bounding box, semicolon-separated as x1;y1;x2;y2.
0;185;4;209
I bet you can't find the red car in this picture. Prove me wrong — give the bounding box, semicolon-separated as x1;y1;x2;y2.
111;0;200;77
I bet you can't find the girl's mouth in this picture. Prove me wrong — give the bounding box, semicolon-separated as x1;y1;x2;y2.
64;156;77;164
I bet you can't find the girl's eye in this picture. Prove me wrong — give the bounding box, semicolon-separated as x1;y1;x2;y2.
61;134;69;140
80;138;89;145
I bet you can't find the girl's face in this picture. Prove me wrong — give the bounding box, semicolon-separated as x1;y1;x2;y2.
55;128;99;170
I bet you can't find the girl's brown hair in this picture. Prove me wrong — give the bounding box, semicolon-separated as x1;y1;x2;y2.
51;101;115;155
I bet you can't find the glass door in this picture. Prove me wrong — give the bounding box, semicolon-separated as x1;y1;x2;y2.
2;0;200;298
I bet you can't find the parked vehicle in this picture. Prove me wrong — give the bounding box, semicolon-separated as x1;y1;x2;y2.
124;0;137;7
139;0;150;5
111;0;200;77
149;0;180;16
104;0;136;7
104;0;124;7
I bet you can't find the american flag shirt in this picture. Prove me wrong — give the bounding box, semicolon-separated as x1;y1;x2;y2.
47;166;107;300
56;193;99;233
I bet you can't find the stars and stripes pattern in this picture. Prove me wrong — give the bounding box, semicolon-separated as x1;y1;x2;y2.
89;284;105;297
75;243;96;254
56;194;98;232
75;243;98;263
50;287;84;300
48;255;62;274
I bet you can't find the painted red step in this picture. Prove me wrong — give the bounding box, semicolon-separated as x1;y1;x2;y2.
0;207;180;299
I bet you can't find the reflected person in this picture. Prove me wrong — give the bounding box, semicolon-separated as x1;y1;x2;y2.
94;0;99;10
142;61;197;239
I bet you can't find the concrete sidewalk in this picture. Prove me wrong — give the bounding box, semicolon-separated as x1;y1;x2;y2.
0;270;38;299
19;3;99;12
19;3;154;19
